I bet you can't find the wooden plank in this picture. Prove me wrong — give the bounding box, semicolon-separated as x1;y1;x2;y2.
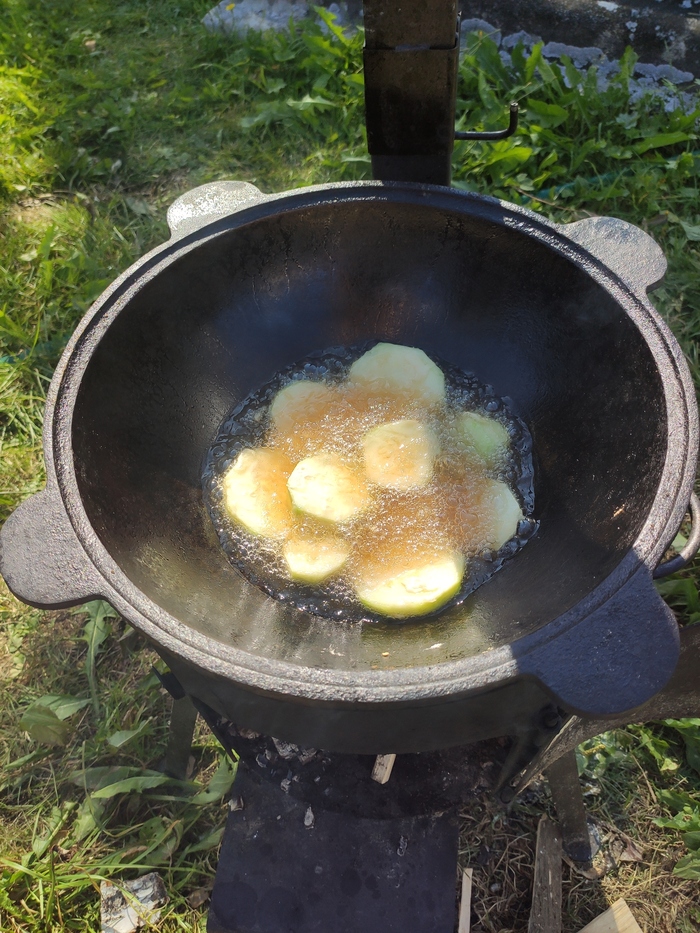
528;815;562;933
371;753;396;784
457;868;473;933
576;899;643;933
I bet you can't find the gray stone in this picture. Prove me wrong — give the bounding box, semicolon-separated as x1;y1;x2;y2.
325;3;345;25
634;61;694;82
596;59;622;87
501;30;543;51
542;42;605;67
461;0;700;73
318;2;356;35
202;0;309;35
493;28;696;108
460;18;501;46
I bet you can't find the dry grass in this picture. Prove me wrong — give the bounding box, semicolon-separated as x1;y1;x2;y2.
457;758;700;933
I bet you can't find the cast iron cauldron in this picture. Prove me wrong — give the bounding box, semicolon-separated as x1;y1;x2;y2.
1;180;698;754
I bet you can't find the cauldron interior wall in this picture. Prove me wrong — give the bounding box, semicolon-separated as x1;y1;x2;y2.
72;199;666;672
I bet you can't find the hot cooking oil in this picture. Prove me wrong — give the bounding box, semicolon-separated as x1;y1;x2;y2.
202;344;536;623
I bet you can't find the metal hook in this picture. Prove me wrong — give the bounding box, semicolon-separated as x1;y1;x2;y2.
455;101;519;141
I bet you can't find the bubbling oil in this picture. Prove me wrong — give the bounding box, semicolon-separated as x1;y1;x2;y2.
202;345;536;623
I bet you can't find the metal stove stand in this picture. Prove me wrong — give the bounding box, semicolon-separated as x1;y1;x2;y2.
156;621;700;933
164;696;508;933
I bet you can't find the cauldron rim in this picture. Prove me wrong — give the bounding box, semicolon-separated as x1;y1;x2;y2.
15;181;700;714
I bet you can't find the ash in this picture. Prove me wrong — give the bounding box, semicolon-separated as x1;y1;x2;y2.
220;720;509;820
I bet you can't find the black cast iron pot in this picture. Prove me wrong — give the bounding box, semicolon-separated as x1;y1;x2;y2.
1;180;697;754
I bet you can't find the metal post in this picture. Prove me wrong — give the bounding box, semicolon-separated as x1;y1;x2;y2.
362;0;460;185
161;696;198;781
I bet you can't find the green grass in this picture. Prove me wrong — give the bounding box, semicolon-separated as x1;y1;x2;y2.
0;603;231;932
2;1;700;930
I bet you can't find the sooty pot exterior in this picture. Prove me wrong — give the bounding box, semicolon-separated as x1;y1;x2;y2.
0;181;697;754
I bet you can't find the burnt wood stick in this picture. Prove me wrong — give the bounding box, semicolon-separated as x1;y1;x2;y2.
371;753;396;784
457;868;473;933
528;816;562;933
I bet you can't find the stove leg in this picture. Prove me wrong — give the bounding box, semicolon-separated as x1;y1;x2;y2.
545;750;596;863
497;705;562;799
161;695;198;781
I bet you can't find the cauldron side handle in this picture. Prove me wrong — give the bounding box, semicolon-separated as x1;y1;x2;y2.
553;215;667;297
166;181;266;239
515;564;680;718
0;485;104;609
0;181;269;611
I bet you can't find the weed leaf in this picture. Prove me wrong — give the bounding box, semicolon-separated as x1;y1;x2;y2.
144;817;184;862
91;772;173;799
527;100;568;128
70;765;136;790
69;797;106;843
654;812;700;833
673;853;700;880
680;220;700;242
190;755;237;805
656;787;700;814
31;805;73;859
19;705;71;746
79;600;118;716
684;736;700;774
634;132;692;154
632;725;679;771
107;720;149;748
125;196;152;216
33;694;91;720
683;831;700;851
313;5;350;45
184;826;225;856
664;719;700;774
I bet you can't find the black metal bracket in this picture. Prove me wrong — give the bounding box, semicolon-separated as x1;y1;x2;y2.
208;770;460;933
152;665;186;700
455;101;519;141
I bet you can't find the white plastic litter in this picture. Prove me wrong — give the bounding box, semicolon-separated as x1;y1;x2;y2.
100;873;168;933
